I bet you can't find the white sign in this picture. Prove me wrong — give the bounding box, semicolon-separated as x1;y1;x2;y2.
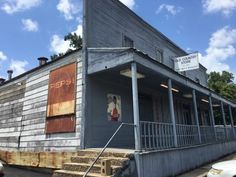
174;53;199;72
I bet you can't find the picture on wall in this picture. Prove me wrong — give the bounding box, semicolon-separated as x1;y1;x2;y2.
107;94;122;122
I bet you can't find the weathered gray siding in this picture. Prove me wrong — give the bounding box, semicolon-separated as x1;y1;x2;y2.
85;0;208;86
0;78;26;150
0;51;83;152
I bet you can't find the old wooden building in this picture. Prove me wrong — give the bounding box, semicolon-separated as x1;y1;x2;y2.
0;0;236;176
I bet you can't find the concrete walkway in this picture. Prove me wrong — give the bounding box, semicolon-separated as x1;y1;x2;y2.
178;153;236;177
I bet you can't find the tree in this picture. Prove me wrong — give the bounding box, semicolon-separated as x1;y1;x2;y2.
208;71;236;124
50;33;82;60
208;71;236;102
50;53;64;61
64;32;82;49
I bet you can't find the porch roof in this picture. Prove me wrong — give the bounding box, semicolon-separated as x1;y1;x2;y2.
87;47;236;108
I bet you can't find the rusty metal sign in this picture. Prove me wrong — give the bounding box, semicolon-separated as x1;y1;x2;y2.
47;63;76;117
46;115;76;133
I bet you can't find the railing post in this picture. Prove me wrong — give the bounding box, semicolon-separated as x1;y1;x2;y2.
168;79;178;147
229;105;235;139
209;95;217;140
192;90;201;144
221;101;228;140
131;62;141;151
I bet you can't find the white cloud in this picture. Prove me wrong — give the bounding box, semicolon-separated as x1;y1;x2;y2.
156;4;183;16
10;59;28;76
49;35;70;54
49;24;83;54
0;51;7;61
200;26;236;76
119;0;135;9
22;19;38;32
57;0;82;21
74;24;83;37
202;0;236;16
1;0;42;14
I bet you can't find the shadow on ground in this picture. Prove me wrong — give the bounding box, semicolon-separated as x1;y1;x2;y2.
3;165;52;177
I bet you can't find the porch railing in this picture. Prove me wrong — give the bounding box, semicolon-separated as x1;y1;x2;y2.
140;121;236;151
140;121;174;150
200;126;215;144
176;124;199;147
215;126;226;142
226;127;234;141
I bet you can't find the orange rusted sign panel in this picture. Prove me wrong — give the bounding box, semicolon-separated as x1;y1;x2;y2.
47;63;76;117
46;116;76;133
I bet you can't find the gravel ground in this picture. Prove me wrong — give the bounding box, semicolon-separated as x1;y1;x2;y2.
3;165;52;177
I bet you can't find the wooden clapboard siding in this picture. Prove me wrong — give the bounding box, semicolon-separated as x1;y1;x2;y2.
0;50;83;152
0;78;26;149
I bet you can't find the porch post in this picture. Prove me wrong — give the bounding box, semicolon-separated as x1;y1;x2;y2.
192;90;201;144
221;101;228;140
131;62;141;151
168;79;178;147
229;105;235;139
209;95;217;140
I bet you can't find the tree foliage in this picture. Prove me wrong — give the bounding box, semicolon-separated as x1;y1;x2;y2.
50;33;82;60
64;32;82;49
208;71;236;102
50;53;64;61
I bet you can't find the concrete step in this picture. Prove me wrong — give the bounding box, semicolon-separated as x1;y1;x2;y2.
71;156;129;166
77;150;132;158
62;162;121;174
53;170;114;177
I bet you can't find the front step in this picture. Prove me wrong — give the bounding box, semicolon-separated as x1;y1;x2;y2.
71;156;129;166
63;163;121;174
77;150;132;158
52;149;134;177
53;170;114;177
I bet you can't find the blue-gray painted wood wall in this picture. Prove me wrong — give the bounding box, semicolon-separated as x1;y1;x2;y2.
85;0;208;86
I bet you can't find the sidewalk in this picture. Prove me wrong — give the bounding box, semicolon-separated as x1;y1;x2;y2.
177;153;236;177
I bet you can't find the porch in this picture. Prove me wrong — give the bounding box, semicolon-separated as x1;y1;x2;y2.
86;48;236;152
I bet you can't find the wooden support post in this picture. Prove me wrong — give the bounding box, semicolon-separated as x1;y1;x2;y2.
209;95;217;140
131;62;141;151
229;105;235;139
192;90;201;144
221;101;228;140
168;79;178;147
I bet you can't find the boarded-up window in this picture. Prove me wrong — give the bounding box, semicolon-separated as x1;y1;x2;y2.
46;116;76;134
46;63;76;134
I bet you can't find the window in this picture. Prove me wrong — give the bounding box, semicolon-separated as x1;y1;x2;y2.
156;49;163;63
123;36;134;47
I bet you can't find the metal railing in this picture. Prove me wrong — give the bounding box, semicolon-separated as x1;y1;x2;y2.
226;127;234;141
140;121;236;151
200;126;215;144
83;122;135;177
215;126;226;142
176;124;199;147
140;121;174;150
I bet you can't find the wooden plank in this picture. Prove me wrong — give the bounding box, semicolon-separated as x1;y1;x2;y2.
0;83;26;97
0;93;25;104
39;152;77;169
0;151;77;169
46;116;76;134
24;85;48;97
47;63;76;117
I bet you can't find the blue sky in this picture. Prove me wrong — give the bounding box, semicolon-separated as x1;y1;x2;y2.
0;0;236;82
